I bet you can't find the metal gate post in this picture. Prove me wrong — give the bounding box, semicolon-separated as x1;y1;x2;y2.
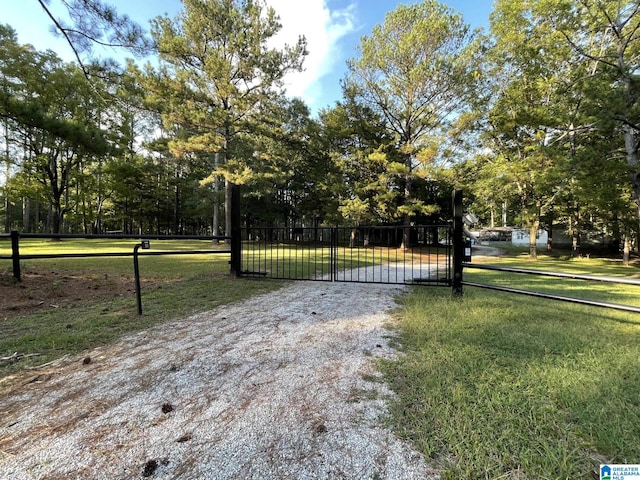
133;240;150;315
230;183;242;276
452;189;464;297
11;230;21;282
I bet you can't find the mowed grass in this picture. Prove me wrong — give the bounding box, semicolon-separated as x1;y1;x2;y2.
5;238;640;478
1;238;284;379
466;253;640;308
0;237;232;257
381;254;640;479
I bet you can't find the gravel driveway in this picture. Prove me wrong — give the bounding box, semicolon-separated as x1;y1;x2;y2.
0;279;439;479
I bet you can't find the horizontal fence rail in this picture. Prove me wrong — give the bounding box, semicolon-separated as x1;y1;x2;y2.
464;263;640;286
241;225;452;286
1;233;230;241
463;262;640;314
1;231;232;281
5;250;231;260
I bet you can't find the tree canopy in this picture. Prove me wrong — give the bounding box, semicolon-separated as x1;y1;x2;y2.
138;0;307;236
344;1;478;224
1;0;640;260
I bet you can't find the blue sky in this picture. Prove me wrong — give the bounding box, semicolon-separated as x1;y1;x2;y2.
3;0;494;114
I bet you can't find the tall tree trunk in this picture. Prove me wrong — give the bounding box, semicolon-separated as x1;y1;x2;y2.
92;198;104;234
3;117;10;233
614;58;640;250
93;160;103;234
637;205;640;255
225;178;232;244
349;228;357;248
502;200;508;226
174;168;180;235
51;199;62;235
623;233;631;266
570;202;580;258
401;166;412;249
430;225;439;246
22;197;30;233
222;129;231;244
490;203;495;228
79;178;88;234
63;186;69;233
124;197;129;234
623;123;640;241
3;194;8;233
529;219;539;259
34;200;40;232
213;152;220;237
47;204;52;233
546;207;554;252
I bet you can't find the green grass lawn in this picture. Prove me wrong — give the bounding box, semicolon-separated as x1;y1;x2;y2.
4;238;640;479
465;254;640;309
381;254;640;479
1;238;283;380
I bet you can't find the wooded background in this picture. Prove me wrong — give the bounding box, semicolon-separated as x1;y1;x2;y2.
2;0;639;259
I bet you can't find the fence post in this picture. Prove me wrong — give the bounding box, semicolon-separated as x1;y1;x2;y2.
133;243;142;315
230;183;242;277
133;240;150;315
452;189;464;296
11;230;21;282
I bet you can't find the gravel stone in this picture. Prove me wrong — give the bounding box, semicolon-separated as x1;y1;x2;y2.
0;280;440;479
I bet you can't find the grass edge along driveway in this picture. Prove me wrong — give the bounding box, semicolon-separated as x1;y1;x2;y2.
381;256;640;480
1;246;285;380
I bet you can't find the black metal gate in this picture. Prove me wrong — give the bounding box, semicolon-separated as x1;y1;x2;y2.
239;224;453;286
229;187;465;291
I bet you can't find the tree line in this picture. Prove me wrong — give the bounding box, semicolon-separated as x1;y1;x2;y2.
1;0;639;260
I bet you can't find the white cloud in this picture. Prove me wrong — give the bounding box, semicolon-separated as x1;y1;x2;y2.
265;0;357;110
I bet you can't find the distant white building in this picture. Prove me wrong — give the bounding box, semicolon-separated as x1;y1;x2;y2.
477;226;614;250
477;227;548;246
511;228;548;247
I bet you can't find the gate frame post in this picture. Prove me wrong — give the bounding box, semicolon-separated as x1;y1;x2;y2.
452;189;464;297
330;227;338;282
230;183;242;277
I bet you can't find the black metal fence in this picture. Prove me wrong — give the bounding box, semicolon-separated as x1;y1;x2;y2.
240;224;453;286
7;187;636;313
1;231;231;282
462;263;640;314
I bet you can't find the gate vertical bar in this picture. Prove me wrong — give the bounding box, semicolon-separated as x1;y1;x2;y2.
331;227;337;282
230;184;242;277
11;230;21;282
452;189;464;296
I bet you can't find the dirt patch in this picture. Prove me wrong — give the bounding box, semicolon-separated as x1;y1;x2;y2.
0;280;440;479
0;271;136;320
